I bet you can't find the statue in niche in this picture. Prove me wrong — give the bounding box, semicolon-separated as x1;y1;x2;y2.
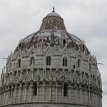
37;39;42;47
67;41;74;49
55;37;59;45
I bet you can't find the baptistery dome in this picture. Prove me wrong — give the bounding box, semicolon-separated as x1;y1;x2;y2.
0;8;102;107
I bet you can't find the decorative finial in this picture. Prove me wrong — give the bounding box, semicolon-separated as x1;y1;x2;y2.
52;7;55;12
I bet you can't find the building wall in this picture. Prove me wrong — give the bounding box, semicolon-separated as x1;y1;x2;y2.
0;36;102;107
0;78;102;107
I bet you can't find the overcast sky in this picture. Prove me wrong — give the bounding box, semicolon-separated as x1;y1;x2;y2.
0;0;107;106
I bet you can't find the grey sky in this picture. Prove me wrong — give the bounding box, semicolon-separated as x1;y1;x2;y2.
0;0;107;106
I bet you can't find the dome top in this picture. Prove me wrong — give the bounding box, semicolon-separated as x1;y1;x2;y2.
40;8;66;31
14;9;90;55
46;7;61;18
46;12;61;17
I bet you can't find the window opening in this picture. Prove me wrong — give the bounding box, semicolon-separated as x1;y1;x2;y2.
30;57;35;65
78;59;80;67
63;57;67;66
73;65;75;69
63;83;68;96
33;82;37;96
17;59;21;68
63;39;66;47
46;56;51;65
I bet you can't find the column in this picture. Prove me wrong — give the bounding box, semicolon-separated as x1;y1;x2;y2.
14;86;17;103
10;88;12;104
29;83;33;102
84;90;86;104
37;83;39;101
11;88;14;104
7;91;9;104
43;82;45;101
3;92;5;105
2;92;4;105
55;83;58;102
24;84;27;102
4;92;6;105
74;89;76;104
80;88;82;104
1;92;3;105
49;82;52;101
18;84;22;103
88;90;90;105
3;92;6;105
68;87;71;103
88;87;90;104
62;84;64;102
11;89;13;104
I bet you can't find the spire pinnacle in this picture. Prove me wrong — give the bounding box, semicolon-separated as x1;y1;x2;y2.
52;7;55;12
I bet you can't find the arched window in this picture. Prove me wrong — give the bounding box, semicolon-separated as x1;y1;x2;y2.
63;39;66;47
17;59;21;68
33;82;37;96
63;57;67;66
30;57;35;65
63;83;68;96
73;65;75;69
46;56;51;66
77;59;80;67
